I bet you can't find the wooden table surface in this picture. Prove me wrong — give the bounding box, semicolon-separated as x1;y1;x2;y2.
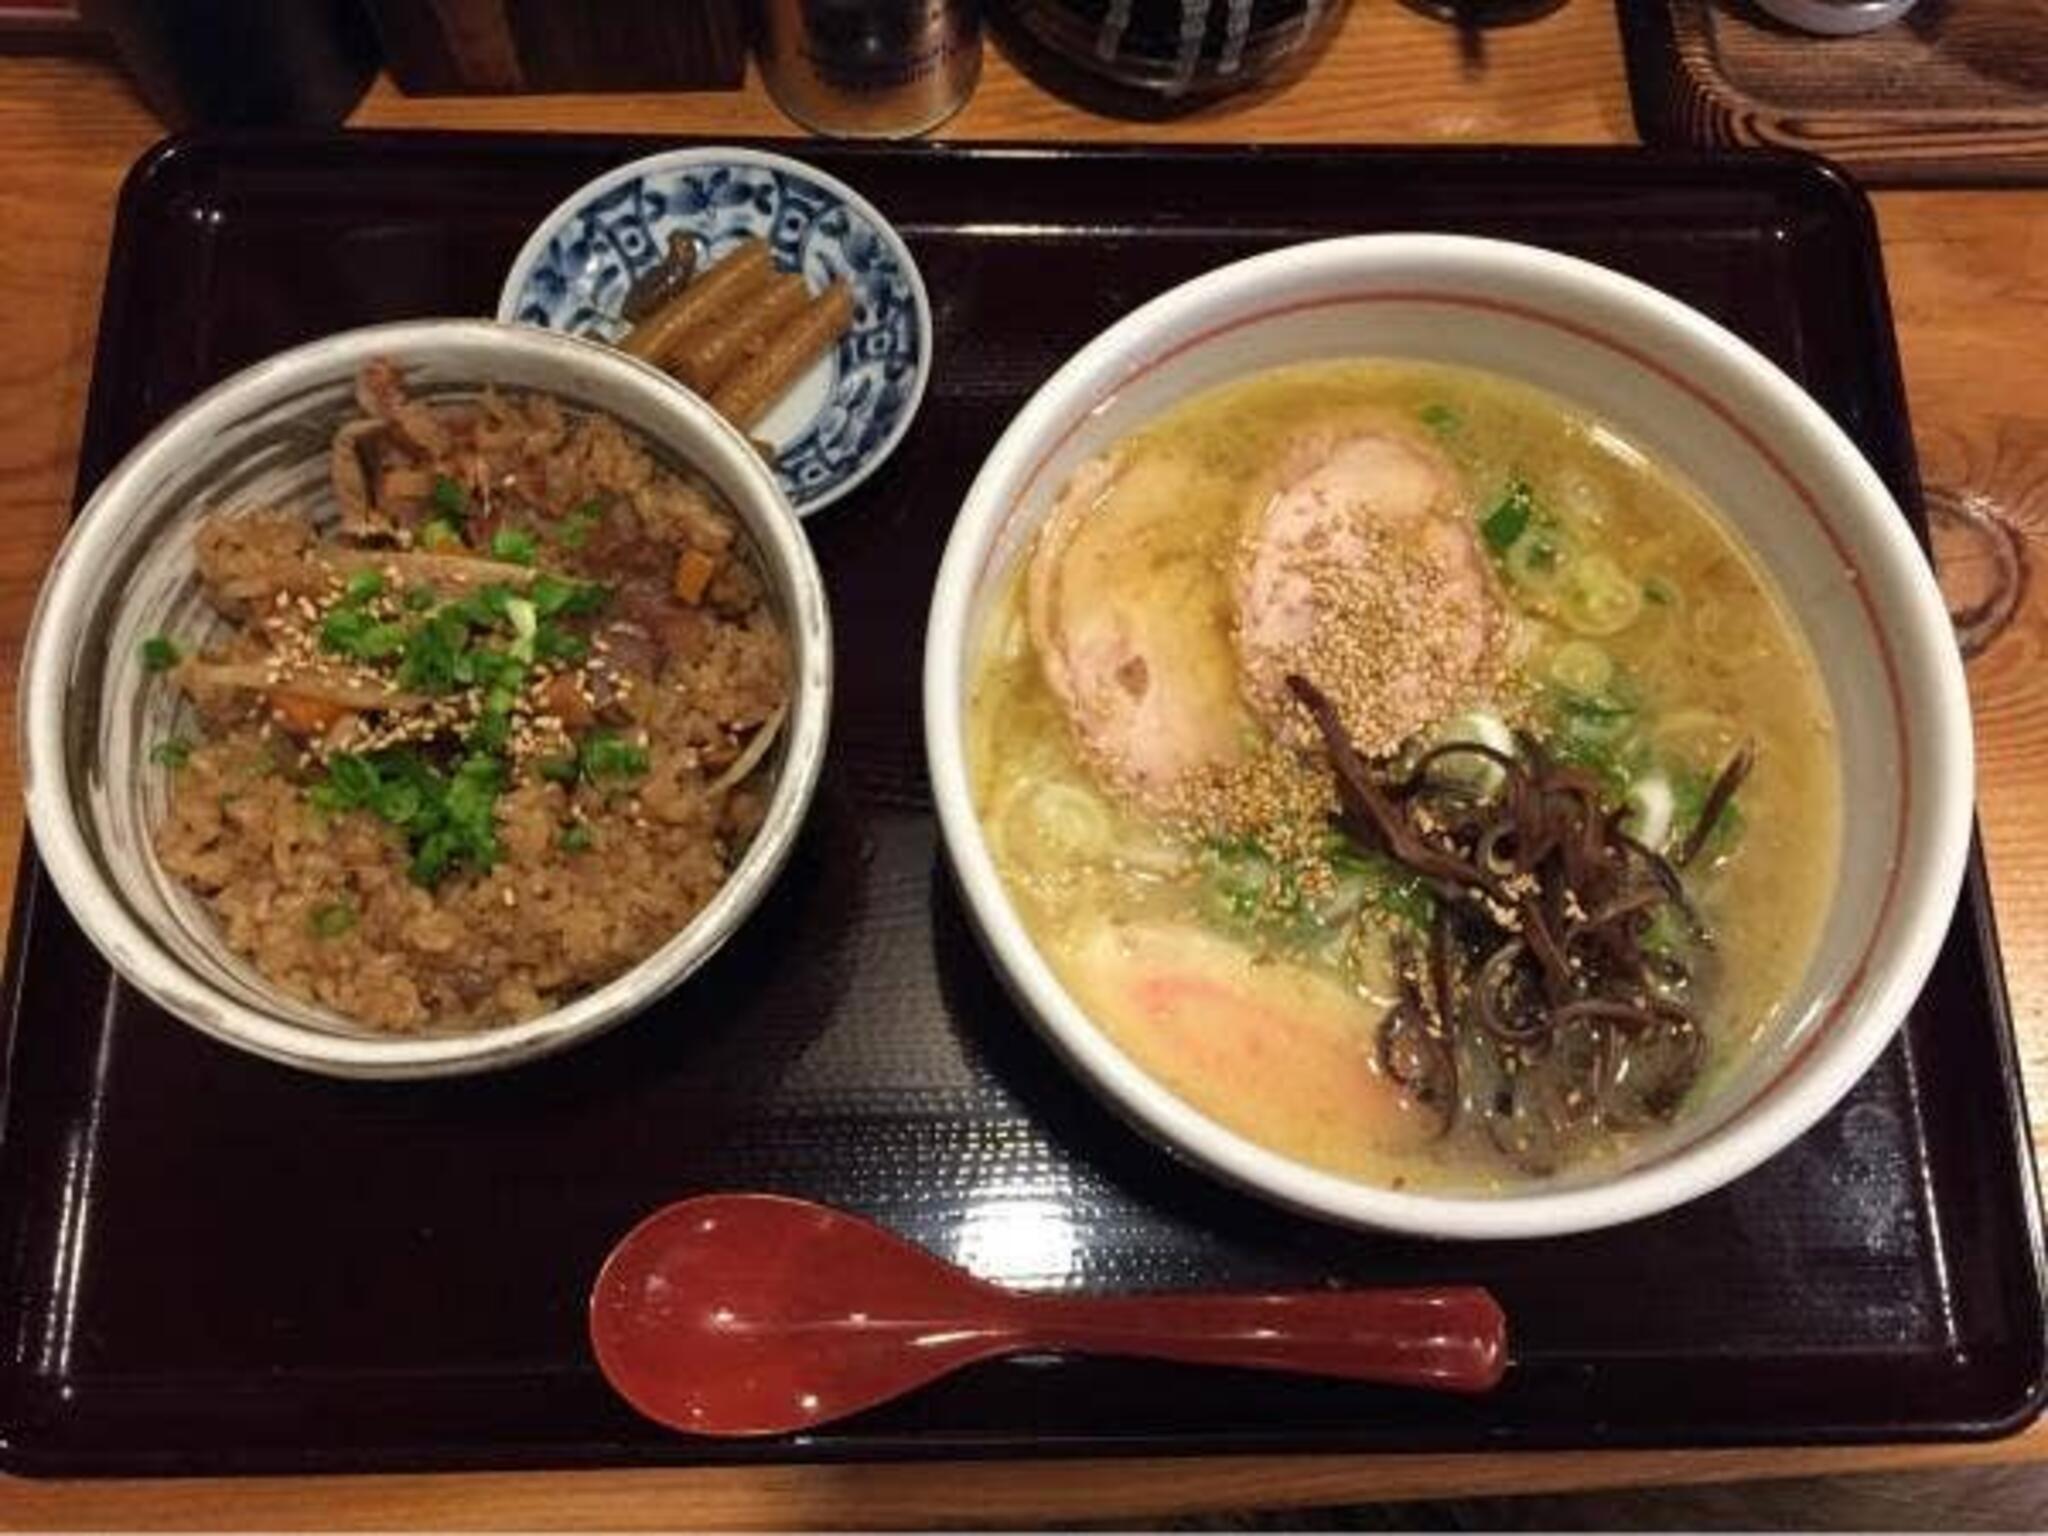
1;3;2043;1527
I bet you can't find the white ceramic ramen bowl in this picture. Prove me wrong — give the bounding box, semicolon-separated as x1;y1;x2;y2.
21;320;832;1080
923;235;1973;1240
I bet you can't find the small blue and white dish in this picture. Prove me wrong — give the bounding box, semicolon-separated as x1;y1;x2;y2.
498;147;932;516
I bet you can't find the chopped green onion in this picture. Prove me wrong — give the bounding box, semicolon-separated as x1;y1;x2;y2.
1371;863;1436;930
361;622;407;659
468;710;510;753
1419;403;1460;435
1199;837;1286;924
140;635;181;673
403;753;505;886
580;730;650;782
449;583;517;629
466;666;521;750
1641;904;1688;960
404;582;438;611
308;902;357;939
1322;836;1435;930
149;736;192;768
1558;692;1633;722
1547;692;1641;790
1480;479;1535;553
430;475;468;518
558;824;594;853
528;572;609;618
309;748;505;887
343;568;386;603
396;611;468;694
464;647;519;687
419;517;464;552
489;528;538;566
1505;521;1575;594
1559;553;1645;637
373;779;423;826
327;752;379;803
533;623;588;664
320;608;407;661
558;500;603;549
318;608;365;654
1547;640;1614;696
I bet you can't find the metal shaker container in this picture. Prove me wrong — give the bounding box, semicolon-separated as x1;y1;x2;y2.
757;0;984;138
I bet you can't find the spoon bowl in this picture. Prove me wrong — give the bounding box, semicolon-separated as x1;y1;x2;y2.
590;1194;1509;1438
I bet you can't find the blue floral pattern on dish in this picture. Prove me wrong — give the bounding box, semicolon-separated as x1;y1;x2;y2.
505;158;925;512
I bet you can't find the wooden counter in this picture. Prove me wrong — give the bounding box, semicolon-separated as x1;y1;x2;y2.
0;2;2041;1525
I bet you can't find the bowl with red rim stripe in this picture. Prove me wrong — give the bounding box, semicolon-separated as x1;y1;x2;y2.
921;234;1972;1240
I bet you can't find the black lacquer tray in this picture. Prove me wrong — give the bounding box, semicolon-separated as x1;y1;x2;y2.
0;134;2040;1477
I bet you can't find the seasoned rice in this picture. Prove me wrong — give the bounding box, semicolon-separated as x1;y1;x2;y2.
152;362;790;1030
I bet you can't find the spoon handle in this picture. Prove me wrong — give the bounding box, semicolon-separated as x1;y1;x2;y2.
1014;1285;1508;1393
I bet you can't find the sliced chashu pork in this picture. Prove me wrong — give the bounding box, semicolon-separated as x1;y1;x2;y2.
1027;448;1254;804
1234;414;1509;756
1030;414;1509;806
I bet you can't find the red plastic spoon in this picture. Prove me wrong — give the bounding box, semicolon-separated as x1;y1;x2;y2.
589;1194;1509;1437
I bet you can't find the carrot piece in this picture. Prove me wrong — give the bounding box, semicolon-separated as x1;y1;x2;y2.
620;240;773;363
268;691;348;737
708;281;855;430
673;547;720;605
672;272;813;393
